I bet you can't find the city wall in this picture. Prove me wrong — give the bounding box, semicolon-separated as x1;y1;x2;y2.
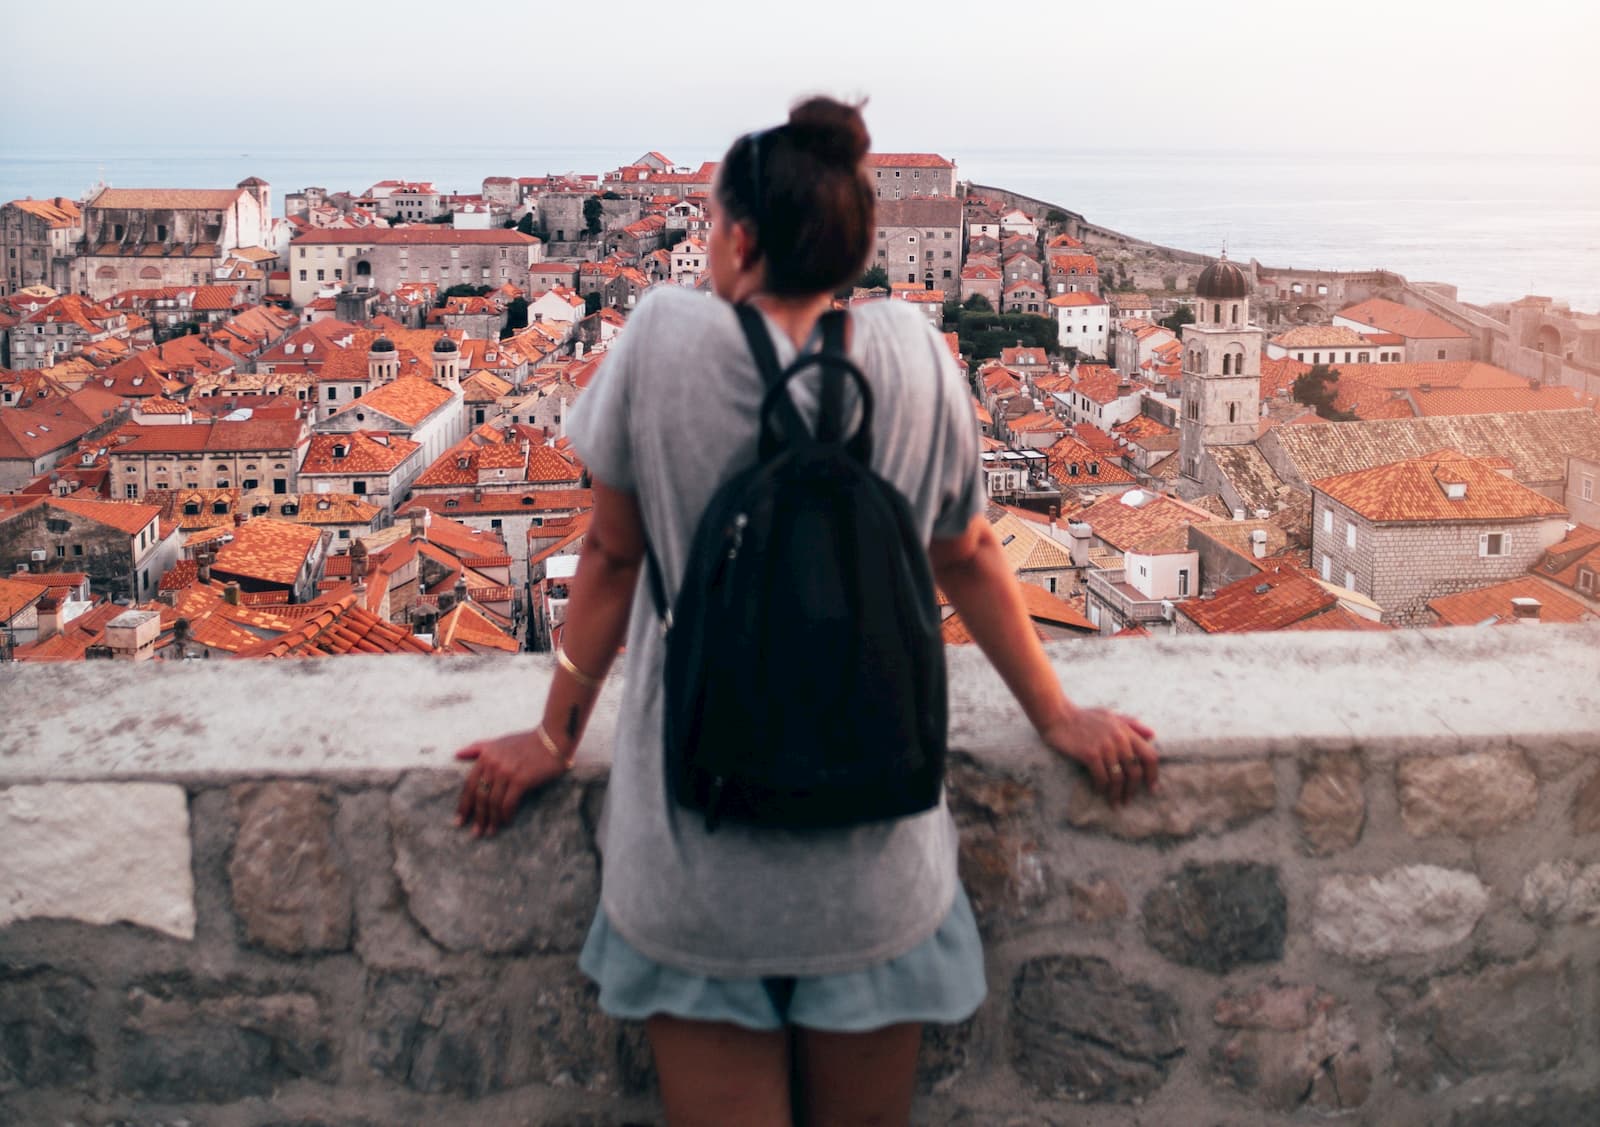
3;627;1598;1126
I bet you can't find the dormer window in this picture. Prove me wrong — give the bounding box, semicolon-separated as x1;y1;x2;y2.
252;502;269;516
281;502;299;516
332;444;348;459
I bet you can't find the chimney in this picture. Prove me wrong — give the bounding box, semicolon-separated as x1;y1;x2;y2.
438;588;456;614
233;510;246;527
1250;529;1268;559
223;582;241;606
454;576;469;605
1509;597;1542;624
36;595;61;641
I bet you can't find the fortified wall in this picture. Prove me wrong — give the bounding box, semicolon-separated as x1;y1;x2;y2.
3;627;1598;1125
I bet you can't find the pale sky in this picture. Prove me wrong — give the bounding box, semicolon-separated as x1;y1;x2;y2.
2;0;1595;156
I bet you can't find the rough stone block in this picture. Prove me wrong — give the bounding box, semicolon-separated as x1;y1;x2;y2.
1141;862;1286;973
1385;957;1575;1090
1067;876;1128;924
1518;860;1600;925
917;1016;977;1095
1396;750;1538;838
1446;1087;1600;1126
389;772;597;955
0;967;94;1093
229;781;352;954
115;976;334;1102
948;756;1045;932
1064;760;1275;840
1010;954;1184;1104
0;782;195;939
1209;983;1370;1113
1574;768;1600;836
1313;866;1488;962
1293;752;1365;855
363;966;635;1097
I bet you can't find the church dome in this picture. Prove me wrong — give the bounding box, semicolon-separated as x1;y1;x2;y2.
1196;258;1250;300
370;337;396;354
432;337;458;353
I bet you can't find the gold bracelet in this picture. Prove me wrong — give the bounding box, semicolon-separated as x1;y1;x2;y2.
556;645;605;690
534;724;575;770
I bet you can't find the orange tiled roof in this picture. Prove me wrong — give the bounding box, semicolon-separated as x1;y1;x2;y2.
1179;564;1337;634
1049;254;1098;276
1428;575;1595;626
207;518;324;587
1277;606;1393;632
1409;386;1591;417
1073;489;1216;552
866;153;955;168
0;407;97;460
1016;581;1096;630
1336;297;1469;340
299;431;419;475
1270;325;1371;349
7;197;81;227
43;496;160;536
335;375;454;428
239;593;434;658
1260;356;1310;399
90;187;246;210
0;577;44;622
1533;524;1600;594
1313;449;1568;523
435;600;519;653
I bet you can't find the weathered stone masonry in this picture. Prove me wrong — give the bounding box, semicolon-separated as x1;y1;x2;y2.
1;628;1597;1125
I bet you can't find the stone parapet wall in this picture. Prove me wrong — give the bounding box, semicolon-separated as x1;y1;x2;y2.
2;628;1598;1125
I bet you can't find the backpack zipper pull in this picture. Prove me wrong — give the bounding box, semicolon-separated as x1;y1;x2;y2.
726;512;748;560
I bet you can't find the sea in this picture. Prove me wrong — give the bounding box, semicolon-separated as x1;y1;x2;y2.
2;143;1595;312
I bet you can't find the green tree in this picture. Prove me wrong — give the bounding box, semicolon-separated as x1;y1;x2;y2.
1158;306;1195;334
856;265;889;291
583;198;604;237
437;283;491;308
516;212;537;236
504;296;529;334
1045;209;1069;225
962;292;993;312
1291;364;1350;419
956;310;1060;364
584;291;602;316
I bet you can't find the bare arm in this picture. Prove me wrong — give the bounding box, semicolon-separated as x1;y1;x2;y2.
455;478;644;834
929;513;1158;804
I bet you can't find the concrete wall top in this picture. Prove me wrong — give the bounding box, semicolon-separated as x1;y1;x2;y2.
3;626;1596;785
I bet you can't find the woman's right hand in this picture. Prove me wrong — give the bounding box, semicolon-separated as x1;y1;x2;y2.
1039;708;1159;807
452;728;569;837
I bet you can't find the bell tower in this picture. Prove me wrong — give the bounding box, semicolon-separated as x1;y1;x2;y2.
367;336;399;386
1179;257;1262;484
431;336;460;392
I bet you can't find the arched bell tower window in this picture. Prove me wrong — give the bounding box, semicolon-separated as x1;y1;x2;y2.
1228;402;1238;423
1231;303;1239;324
1213;303;1221;323
1221;353;1231;375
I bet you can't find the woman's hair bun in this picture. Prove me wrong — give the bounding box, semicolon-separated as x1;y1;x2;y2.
785;96;870;168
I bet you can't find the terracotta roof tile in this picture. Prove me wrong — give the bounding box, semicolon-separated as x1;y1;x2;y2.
1179;564;1337;633
1428;575;1595;626
1336;297;1469;340
300;431;420;474
207;518;325;587
334;376;455;428
1313;449;1568;523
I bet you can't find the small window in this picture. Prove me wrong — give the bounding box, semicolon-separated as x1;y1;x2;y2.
1320;554;1331;581
1323;510;1333;533
1437;349;1447;360
1578;568;1595;594
1345;523;1356;550
1479;531;1508;557
1344;570;1356;590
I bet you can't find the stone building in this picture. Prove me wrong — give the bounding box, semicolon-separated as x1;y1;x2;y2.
286;228;543;307
0;495;176;603
1;197;83;296
5;294;132;370
316;343;466;490
1310;450;1569;625
1003;254;1043;288
75;181;273;299
1050;292;1110;360
295;432;424;514
1334;298;1472;364
1179;260;1261;487
873;197;963;295
866;153;957;199
107;418;311;501
960;262;1002;310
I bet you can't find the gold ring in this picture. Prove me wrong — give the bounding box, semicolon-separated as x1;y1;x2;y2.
479;781;492;794
1108;764;1122;776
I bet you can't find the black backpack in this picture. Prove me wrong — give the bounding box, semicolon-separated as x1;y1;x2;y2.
643;304;948;833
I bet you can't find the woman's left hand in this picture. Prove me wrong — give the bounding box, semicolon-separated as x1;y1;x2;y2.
453;729;567;837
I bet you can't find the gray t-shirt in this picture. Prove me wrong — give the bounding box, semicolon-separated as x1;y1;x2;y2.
566;286;983;977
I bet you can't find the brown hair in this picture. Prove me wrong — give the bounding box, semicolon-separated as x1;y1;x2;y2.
718;96;875;296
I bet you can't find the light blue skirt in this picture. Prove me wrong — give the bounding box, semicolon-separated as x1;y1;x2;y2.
578;885;987;1033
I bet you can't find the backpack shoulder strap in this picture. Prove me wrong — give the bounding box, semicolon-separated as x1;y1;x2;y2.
735;304;808;446
814;309;848;444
